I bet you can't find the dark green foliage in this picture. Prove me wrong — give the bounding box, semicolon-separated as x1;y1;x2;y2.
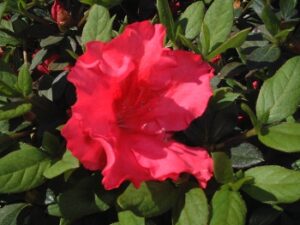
1;0;300;225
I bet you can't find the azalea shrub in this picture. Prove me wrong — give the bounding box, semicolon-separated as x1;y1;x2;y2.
1;0;300;224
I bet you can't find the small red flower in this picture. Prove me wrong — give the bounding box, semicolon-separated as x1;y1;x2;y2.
62;21;214;190
51;0;72;29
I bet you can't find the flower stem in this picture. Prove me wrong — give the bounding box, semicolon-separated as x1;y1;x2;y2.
211;128;257;152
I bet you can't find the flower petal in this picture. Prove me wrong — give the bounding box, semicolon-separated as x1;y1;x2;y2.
97;135;150;190
99;133;213;189
131;134;213;188
61;116;106;170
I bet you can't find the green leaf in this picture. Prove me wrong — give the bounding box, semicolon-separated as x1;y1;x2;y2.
59;218;72;225
274;28;294;43
81;5;114;46
157;0;176;41
212;152;234;184
207;28;251;60
0;2;7;19
243;165;300;204
200;0;234;53
0;203;28;225
178;1;205;39
117;181;179;217
177;33;200;54
280;0;297;20
17;62;32;97
199;22;210;56
80;0;122;7
256;56;300;124
247;44;280;66
0;63;20;97
231;143;264;168
0;144;51;193
118;211;145;225
30;48;48;71
58;176;115;220
261;5;280;36
0;32;20;47
40;36;64;48
172;187;208;225
43;150;79;179
258;123;300;152
47;204;62;217
209;189;247;225
0;102;32;121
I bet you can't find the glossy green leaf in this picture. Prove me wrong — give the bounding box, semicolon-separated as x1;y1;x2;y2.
0;144;51;193
0;2;7;19
0;102;32;121
200;0;234;52
0;203;28;225
212;152;234;183
30;48;48;71
0;64;19;97
261;5;280;35
178;1;205;39
258;123;300;152
82;4;114;46
0;32;20;47
117;181;179;217
172;187;208;225
43;150;79;179
280;0;297;20
274;28;294;43
40;36;64;48
118;211;145;225
207;28;251;60
157;0;175;41
58;176;115;220
256;56;300;124
247;44;280;66
209;189;246;225
231;143;264;168
17;62;32;97
243;165;300;204
47;204;62;217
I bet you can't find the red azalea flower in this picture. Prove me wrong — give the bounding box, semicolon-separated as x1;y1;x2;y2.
51;0;72;28
62;21;214;190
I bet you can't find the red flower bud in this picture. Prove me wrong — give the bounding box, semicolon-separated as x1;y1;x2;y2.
252;80;260;90
51;0;72;30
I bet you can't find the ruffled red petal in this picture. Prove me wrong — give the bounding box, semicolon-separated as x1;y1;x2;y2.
63;21;214;190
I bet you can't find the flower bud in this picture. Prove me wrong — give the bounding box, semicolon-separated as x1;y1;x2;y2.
51;0;72;31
